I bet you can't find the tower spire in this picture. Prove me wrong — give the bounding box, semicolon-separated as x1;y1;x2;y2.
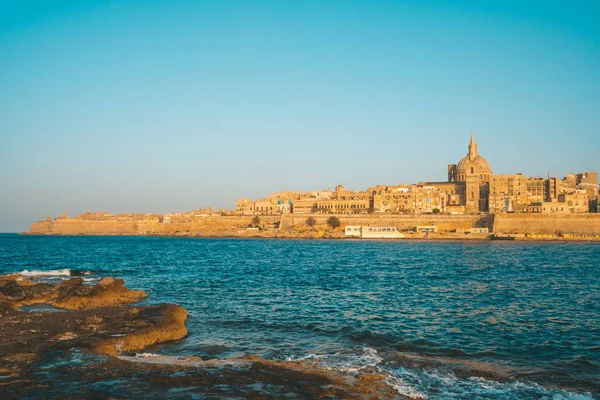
468;132;478;160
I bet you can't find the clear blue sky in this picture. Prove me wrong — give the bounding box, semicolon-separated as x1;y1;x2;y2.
1;0;599;232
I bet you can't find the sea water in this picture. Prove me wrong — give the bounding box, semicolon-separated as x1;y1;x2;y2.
0;234;598;399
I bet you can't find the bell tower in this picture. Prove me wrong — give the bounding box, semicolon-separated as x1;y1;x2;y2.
465;173;480;214
465;133;480;213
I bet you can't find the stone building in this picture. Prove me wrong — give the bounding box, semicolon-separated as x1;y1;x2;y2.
369;185;414;213
235;198;255;214
369;183;467;214
236;191;304;214
573;172;598;198
416;181;465;213
489;174;528;213
592;195;600;213
314;198;370;214
291;185;369;214
542;191;589;214
527;177;546;204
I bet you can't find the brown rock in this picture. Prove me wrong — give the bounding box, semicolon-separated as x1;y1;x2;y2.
97;277;118;287
94;304;188;356
0;275;188;394
0;274;147;311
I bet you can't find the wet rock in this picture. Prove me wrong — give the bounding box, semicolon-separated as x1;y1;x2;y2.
0;301;16;313
0;274;188;395
0;273;401;399
55;278;92;299
0;274;148;311
3;353;37;364
53;277;146;310
58;354;402;399
0;280;54;302
97;277;120;287
55;332;78;341
94;304;188;356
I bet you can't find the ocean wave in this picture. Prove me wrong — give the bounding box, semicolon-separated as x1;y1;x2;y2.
19;269;91;278
391;367;595;399
20;268;72;277
121;349;430;398
118;353;250;368
387;351;515;381
285;353;320;362
64;277;98;282
286;347;427;398
384;375;428;399
286;346;383;373
284;347;595;398
119;353;199;367
135;352;163;358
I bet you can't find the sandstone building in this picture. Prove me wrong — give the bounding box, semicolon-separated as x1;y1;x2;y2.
236;134;598;215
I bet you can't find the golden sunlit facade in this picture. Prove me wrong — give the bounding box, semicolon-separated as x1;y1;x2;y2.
236;134;598;215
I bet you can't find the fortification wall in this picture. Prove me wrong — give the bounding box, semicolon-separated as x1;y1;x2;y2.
29;215;280;236
29;212;600;237
30;220;53;234
282;214;490;231
494;214;600;234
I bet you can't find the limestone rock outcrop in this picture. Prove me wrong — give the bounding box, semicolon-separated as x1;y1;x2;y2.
0;274;188;390
0;275;147;310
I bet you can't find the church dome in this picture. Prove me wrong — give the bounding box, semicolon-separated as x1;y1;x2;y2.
452;134;492;181
456;154;492;173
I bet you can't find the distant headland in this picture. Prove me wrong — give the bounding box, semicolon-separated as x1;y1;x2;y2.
29;134;600;241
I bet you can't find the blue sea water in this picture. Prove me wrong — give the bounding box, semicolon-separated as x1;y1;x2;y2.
1;234;599;399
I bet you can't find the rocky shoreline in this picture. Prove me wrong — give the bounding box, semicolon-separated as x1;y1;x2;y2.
0;273;403;399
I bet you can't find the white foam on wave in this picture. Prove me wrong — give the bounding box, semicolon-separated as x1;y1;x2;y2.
20;268;72;277
19;269;94;280
120;348;431;398
285;353;320;362
118;353;251;369
286;347;427;398
58;277;98;282
391;367;594;400
118;354;200;367
136;352;162;358
285;346;383;372
384;375;428;399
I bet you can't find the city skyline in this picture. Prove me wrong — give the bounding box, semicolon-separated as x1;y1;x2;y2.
2;1;599;231
236;134;597;216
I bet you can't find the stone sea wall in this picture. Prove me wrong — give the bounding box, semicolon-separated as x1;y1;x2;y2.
28;212;600;237
493;213;600;235
280;213;491;231
30;215;280;236
29;213;487;236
